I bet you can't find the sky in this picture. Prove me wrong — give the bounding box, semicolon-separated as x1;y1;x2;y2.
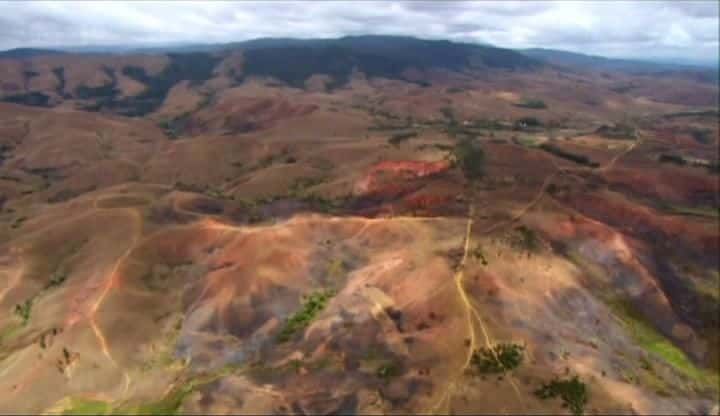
1;0;718;64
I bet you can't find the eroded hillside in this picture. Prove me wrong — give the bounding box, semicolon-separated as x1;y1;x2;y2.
0;38;718;415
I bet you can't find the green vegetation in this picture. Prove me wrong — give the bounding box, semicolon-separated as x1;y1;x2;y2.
452;138;485;180
440;106;456;124
75;83;119;100
514;225;540;252
204;187;233;200
446;86;466;94
707;160;720;174
116;384;193;415
514;116;542;129
10;216;26;229
0;321;22;344
80;53;223;116
2;92;50;107
376;362;401;380
46;269;68;289
61;398;112;415
689;128;713;145
14;298;33;325
289;176;327;196
325;257;346;281
277;289;334;342
514;97;547;109
595;123;636;140
513;136;540;148
52;67;68;98
239;37;537;90
388;131;418;146
158;112;191;139
59;362;244;415
660;203;720;219
658;153;687;165
298;193;350;214
471;245;488;266
610;299;718;386
539;143;599;167
534;376;588;416
471;343;524;373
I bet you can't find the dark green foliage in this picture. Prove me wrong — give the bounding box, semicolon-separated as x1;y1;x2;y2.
515;117;542;129
241;36;538;90
52;67;68;98
515;225;539;252
609;84;636;94
243;46;355;89
75;82;119;100
46;269;68;289
534;376;588;416
539;143;598;167
514;98;547;109
2;92;50;107
277;290;333;342
595;123;636;140
388;131;418;146
14;298;32;325
689;128;713;144
376;362;401;380
159;112;191;139
10;216;27;229
471;246;488;266
99;53;222;116
453;138;485;180
471;343;524;373
440;107;456;122
289;176;327;195
470;118;505;130
707;161;720;174
658;153;686;165
446;86;465;94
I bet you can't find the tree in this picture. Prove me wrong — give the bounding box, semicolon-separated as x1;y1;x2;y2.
453;138;485;180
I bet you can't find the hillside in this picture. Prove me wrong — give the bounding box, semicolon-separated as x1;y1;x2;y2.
0;35;718;415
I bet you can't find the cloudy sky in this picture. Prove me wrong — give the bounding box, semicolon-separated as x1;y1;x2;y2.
1;1;718;64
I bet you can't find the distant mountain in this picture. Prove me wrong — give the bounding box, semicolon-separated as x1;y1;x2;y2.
237;36;541;89
521;48;711;73
0;48;65;59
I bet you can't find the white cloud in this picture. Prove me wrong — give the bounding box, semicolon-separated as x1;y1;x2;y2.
0;0;717;63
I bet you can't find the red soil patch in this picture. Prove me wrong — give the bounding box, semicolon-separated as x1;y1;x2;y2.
562;190;718;259
602;167;719;205
353;160;449;196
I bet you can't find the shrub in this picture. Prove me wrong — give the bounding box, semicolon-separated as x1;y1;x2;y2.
689;128;713;145
277;289;333;342
514;117;542;130
52;67;68;97
388;131;418;146
377;362;401;380
2;92;50;107
515;225;539;252
453;138;485;180
471;343;524;373
14;298;33;325
707;161;719;174
595;123;635;140
534;376;588;416
514;98;547;109
46;269;68;289
74;83;119;100
539;143;598;167
658;153;686;165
